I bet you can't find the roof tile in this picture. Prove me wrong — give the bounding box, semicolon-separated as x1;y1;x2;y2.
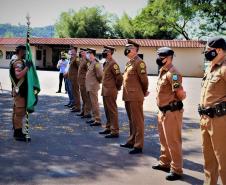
0;37;206;48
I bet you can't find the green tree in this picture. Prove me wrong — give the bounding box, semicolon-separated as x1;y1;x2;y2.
55;7;112;38
137;0;200;40
113;13;135;38
198;0;226;37
133;5;178;39
3;31;14;38
55;11;72;38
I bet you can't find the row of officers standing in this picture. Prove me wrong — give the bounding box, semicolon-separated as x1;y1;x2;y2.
10;37;226;184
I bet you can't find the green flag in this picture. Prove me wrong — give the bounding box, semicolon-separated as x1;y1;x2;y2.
26;42;41;113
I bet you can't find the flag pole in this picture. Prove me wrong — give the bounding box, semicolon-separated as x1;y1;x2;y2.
25;13;31;142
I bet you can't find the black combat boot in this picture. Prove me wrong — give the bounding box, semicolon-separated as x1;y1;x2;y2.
14;128;31;142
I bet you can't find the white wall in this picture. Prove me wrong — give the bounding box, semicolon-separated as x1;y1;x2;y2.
0;44;205;77
76;45;204;77
0;45;36;68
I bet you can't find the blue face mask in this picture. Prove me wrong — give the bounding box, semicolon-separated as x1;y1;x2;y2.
86;53;90;60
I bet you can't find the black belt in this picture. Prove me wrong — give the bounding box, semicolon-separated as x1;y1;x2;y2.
159;101;183;113
198;101;226;118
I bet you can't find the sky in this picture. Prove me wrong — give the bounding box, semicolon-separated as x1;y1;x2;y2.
0;0;148;27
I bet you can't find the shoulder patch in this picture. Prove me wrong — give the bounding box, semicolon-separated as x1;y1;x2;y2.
141;69;146;74
172;74;178;81
173;82;180;89
140;62;145;69
113;64;119;70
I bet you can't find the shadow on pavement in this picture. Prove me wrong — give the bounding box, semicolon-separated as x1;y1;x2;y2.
0;92;203;184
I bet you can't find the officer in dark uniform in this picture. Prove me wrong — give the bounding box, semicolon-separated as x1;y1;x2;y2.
99;45;123;138
77;48;92;118
120;40;149;154
9;45;31;142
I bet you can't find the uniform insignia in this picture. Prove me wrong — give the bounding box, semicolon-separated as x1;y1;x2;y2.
172;74;178;81
140;62;145;69
115;69;120;74
95;63;100;68
173;82;180;88
141;69;146;74
113;64;119;70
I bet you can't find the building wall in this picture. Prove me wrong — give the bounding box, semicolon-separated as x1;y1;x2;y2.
78;45;204;77
0;44;204;77
0;45;36;68
34;45;53;68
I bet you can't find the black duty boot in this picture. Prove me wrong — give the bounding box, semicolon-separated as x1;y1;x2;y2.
166;172;182;181
99;129;111;135
81;114;92;119
14;128;31;142
129;147;143;154
120;143;134;149
86;119;95;124
105;133;119;138
77;112;84;116
152;164;170;173
90;122;102;126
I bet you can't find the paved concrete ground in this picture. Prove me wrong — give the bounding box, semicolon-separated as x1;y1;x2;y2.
0;68;222;185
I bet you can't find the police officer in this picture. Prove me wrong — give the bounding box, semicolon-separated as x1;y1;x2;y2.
120;40;149;154
152;47;186;181
85;48;103;126
99;46;123;138
77;48;92;118
9;45;31;142
198;37;226;185
68;47;81;112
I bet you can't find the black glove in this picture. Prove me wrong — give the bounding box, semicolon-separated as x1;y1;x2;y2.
25;61;32;68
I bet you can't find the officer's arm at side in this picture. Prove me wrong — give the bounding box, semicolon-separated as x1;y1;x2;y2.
136;62;149;95
111;64;123;90
168;73;186;101
95;63;103;82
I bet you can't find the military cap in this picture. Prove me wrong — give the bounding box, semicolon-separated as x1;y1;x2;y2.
127;39;140;48
79;48;87;52
103;45;115;54
207;37;226;50
157;47;174;56
104;45;115;51
15;45;26;53
87;48;96;55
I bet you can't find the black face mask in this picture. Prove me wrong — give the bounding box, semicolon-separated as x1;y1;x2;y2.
156;57;166;67
124;49;131;56
102;52;107;58
204;49;218;61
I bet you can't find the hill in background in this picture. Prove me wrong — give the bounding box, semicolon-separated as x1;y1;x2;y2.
0;24;55;38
